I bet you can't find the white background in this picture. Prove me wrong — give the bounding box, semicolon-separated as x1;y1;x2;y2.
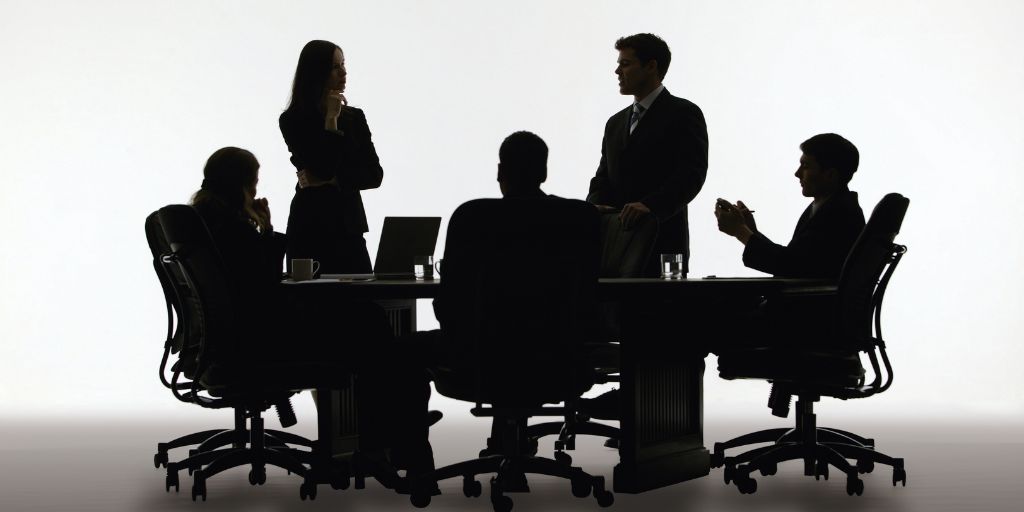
1;0;1021;425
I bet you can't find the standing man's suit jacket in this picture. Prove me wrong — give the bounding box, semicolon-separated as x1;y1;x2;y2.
587;89;709;274
743;189;866;279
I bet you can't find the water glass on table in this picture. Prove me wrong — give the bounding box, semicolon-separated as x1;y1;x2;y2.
414;255;436;280
660;253;685;280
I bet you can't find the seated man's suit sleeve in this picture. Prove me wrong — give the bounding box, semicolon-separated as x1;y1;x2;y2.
742;193;865;279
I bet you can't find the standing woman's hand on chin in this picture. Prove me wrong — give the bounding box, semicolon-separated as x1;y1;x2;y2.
324;90;347;131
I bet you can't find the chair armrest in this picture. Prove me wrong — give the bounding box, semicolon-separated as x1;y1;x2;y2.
779;284;838;297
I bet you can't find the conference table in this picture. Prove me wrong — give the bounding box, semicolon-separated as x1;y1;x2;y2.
280;275;832;493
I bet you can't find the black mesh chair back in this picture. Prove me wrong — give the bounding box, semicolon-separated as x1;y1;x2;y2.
834;192;909;394
157;204;236;382
146;210;200;395
598;212;658;278
438;197;600;405
836;193;909;346
146;211;184;353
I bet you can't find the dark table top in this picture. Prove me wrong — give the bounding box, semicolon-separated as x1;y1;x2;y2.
280;275;834;301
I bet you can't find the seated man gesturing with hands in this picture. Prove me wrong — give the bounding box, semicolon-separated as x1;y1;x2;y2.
715;133;866;280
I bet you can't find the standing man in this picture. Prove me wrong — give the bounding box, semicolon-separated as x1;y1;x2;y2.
588;33;709;276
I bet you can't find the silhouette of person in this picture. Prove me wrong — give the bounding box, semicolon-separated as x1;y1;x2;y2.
715;133;865;279
431;130;553;335
496;130;549;199
587;33;709;277
419;132;599;465
190;147;435;478
710;134;866;354
280;40;383;274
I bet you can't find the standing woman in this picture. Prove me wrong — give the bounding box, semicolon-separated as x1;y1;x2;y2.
280;40;383;274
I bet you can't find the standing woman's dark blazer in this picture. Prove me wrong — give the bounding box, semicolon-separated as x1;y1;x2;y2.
279;106;384;272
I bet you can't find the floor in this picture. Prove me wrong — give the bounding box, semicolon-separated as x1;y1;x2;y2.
1;413;1020;512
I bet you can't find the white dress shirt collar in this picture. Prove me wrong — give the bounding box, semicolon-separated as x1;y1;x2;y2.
635;84;666;111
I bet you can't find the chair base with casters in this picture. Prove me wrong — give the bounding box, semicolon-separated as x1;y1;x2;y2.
167;406;310;501
524;400;620;466
409;405;614;511
523;343;624;462
711;389;907;495
153;406;315;473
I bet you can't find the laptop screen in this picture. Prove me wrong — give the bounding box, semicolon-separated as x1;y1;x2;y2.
373;217;442;275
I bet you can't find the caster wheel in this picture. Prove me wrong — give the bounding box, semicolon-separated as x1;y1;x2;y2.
857;459;875;474
491;494;513;512
154;452;168;468
191;475;207;502
846;477;864;496
571;478;592;498
735;475;757;494
463;477;483;498
248;467;267;486
299;481;317;501
759;463;777;476
815;459;829;481
330;471;351;490
554;451;572;465
710;451;724;468
165;471;179;492
594;489;615;507
528;438;540;455
723;463;735;485
893;467;907;487
355;475;366;489
410;491;432;508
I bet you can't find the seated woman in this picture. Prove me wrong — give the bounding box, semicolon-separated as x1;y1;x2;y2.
190;147;435;476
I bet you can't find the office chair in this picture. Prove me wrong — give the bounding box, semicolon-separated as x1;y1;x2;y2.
712;193;911;496
147;212;306;475
525;211;658;461
156;205;353;501
410;198;614;511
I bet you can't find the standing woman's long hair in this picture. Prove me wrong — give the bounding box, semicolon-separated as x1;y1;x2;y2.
287;40;340;113
191;147;260;224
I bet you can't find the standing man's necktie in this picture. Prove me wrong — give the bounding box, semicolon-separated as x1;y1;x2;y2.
629;104;646;135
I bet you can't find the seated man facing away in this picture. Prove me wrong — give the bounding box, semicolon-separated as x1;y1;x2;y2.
714;133;865;279
419;130;599;451
431;130;554;328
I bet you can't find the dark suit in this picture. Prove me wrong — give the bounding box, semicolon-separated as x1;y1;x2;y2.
706;190;866;355
743;189;865;279
279;106;383;273
587;88;709;276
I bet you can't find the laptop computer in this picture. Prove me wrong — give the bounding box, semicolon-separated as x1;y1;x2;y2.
369;216;442;279
319;217;441;280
